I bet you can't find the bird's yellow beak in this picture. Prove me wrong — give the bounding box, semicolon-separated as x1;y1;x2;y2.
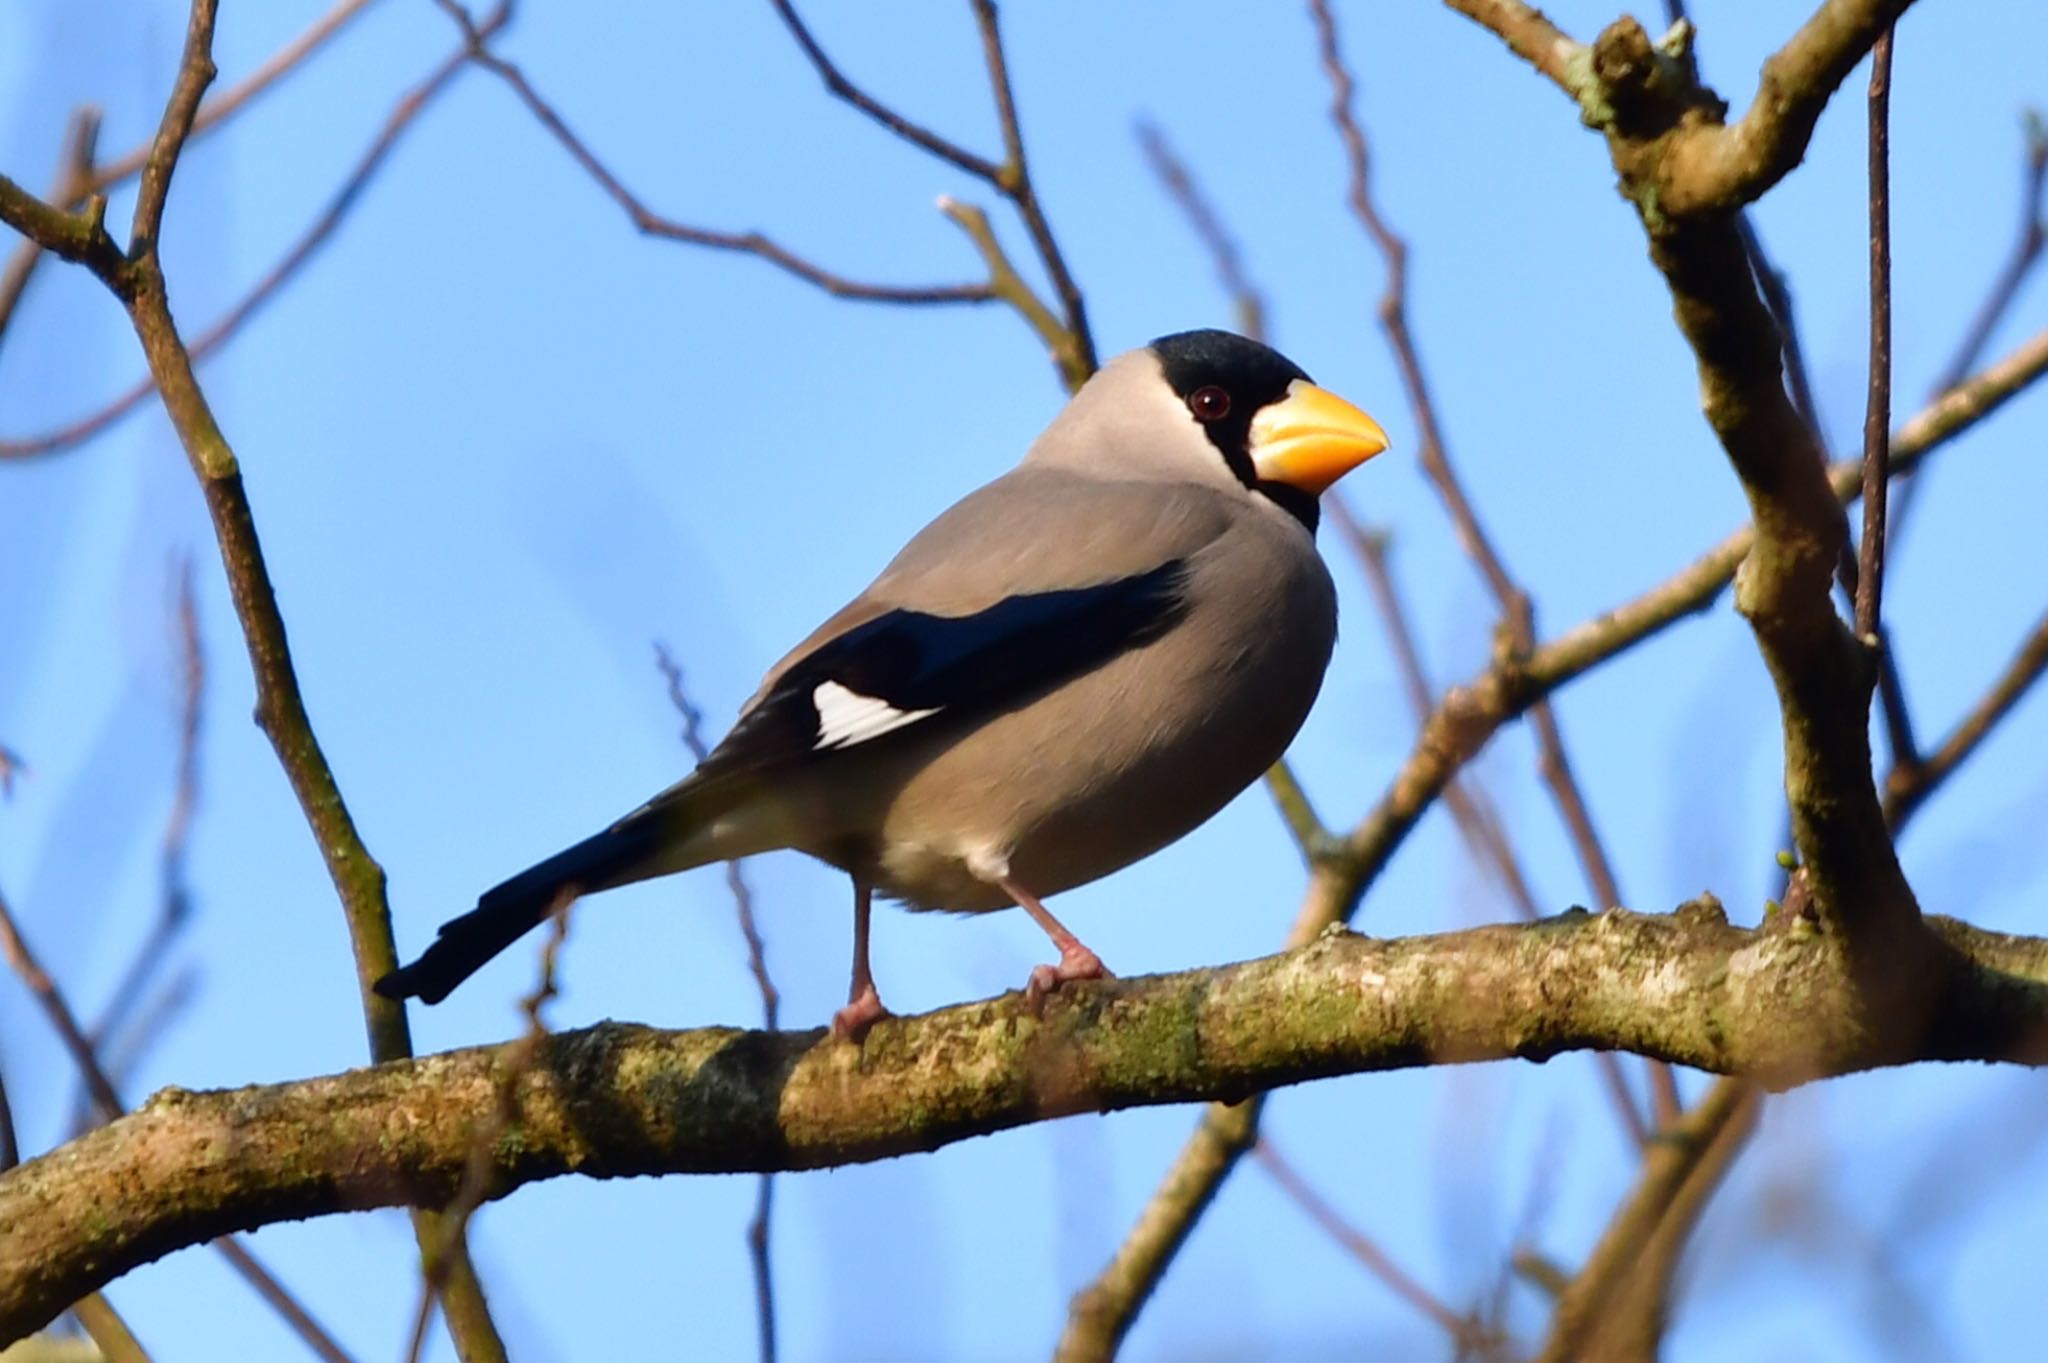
1249;380;1390;494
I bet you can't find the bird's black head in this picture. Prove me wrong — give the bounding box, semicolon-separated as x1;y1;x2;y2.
1149;329;1323;528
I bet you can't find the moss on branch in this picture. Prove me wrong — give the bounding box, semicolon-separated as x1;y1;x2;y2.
3;904;2045;1342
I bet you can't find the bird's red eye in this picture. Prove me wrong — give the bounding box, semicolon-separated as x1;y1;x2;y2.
1189;386;1231;422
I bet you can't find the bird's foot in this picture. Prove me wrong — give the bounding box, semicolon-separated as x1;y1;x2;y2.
830;982;892;1042
1023;943;1115;1012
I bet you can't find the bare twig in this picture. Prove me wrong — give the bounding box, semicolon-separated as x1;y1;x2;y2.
93;0;384;195
405;896;572;1363
654;644;779;1363
73;559;206;1127
431;0;994;311
1135;122;1267;341
0;744;22;798
1855;29;1895;641
764;0;1000;180
966;0;1095;381
1885;609;2048;826
69;1291;154;1363
1;13;501;461
1533;1079;1761;1363
1739;215;1829;450
759;0;1092;388
1255;1140;1490;1348
1891;109;2048;541
1928;109;2047;399
0;879;357;1363
0;109;100;360
127;0;221;256
937;195;1075;383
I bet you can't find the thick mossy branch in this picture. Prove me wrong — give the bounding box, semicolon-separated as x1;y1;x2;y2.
3;905;2045;1341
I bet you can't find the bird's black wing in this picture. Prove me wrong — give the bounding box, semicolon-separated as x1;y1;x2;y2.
696;558;1193;783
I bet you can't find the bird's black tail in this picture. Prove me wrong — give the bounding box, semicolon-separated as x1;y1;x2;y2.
374;814;668;1005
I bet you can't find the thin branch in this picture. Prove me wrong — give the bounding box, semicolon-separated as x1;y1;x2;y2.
0;109;100;361
74;559;206;1126
431;1;995;310
1930;109;2048;399
90;0;384;195
1891;109;2048;542
1134;122;1266;341
937;196;1078;388
69;1291;154;1363
1855;28;1895;640
764;0;1001;181
1738;215;1829;451
1885;609;2048;826
9;901;2048;1342
1;29;492;461
1254;1139;1491;1348
655;645;779;1363
0;880;357;1363
127;0;221;256
967;0;1095;380
1439;0;1584;91
1532;1079;1761;1363
758;0;1094;386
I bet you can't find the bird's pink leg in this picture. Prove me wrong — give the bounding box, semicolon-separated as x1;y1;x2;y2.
831;877;892;1040
998;874;1114;1007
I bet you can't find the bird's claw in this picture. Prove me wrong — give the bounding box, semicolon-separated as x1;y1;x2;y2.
1023;945;1114;1013
831;983;892;1042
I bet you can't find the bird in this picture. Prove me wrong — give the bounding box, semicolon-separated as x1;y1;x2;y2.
376;329;1388;1037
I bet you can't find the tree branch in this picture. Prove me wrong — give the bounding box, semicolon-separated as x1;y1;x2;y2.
1533;1078;1760;1363
4;901;2046;1343
433;1;995;307
1885;609;2048;826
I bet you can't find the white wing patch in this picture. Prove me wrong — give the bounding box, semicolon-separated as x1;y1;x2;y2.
811;679;940;750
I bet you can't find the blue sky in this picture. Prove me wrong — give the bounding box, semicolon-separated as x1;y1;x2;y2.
3;2;2046;1360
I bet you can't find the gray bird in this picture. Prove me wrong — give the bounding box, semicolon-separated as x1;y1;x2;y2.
377;330;1388;1036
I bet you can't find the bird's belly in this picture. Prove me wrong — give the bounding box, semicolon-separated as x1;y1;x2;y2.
865;567;1334;912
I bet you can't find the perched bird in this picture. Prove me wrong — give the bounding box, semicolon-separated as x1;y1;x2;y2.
377;329;1388;1036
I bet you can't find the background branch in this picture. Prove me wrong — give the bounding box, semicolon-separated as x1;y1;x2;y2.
0;881;354;1363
